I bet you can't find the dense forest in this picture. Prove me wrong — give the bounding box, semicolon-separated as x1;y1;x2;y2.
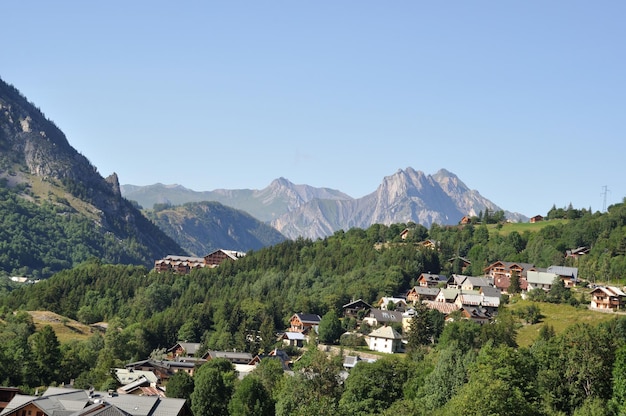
0;183;182;278
3;199;626;414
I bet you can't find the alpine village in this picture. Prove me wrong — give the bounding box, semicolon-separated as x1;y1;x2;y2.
2;78;626;416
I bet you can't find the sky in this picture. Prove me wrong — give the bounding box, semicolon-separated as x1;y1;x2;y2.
3;1;625;217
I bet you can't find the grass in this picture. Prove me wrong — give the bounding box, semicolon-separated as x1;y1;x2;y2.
488;219;570;237
506;298;619;347
28;311;98;343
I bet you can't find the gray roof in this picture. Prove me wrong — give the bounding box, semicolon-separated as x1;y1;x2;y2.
414;287;440;296
463;276;493;288
527;271;558;285
480;286;501;298
546;265;579;280
167;341;201;355
205;350;253;362
368;309;404;323
2;388;186;416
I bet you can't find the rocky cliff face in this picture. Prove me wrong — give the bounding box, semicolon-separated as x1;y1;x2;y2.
270;168;520;239
0;78;183;269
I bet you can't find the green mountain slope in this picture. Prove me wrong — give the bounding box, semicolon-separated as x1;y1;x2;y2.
145;201;287;256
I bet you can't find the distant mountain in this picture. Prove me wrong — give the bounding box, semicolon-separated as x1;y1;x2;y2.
272;168;526;239
145;201;286;257
121;178;353;222
123;168;526;240
0;78;184;276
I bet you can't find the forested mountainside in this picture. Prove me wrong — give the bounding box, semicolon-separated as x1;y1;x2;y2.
0;78;183;277
3;203;626;414
145;201;286;256
123;168;527;240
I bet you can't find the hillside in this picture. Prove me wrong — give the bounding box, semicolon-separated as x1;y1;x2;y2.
145;200;286;256
0;78;184;277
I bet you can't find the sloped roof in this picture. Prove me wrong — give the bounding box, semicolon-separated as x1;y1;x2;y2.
547;265;579;280
163;255;205;263
205;249;246;260
452;274;469;286
480;286;501;298
114;369;159;385
167;342;201;355
418;273;449;283
204;350;253;362
368;309;403;323
439;288;461;302
413;287;440;296
527;271;558;285
281;331;305;341
368;326;402;340
592;286;626;297
342;299;373;309
458;294;482;306
463;276;493;288
292;313;321;324
423;300;460;315
2;388;186;416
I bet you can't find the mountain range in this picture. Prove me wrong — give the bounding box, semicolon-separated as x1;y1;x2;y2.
122;169;527;241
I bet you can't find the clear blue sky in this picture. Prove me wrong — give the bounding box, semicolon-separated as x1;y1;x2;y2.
4;1;625;217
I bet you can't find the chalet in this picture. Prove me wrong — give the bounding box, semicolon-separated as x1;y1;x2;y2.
113;368;159;386
460;276;493;291
204;249;246;266
342;299;373;319
566;246;590;259
154;255;206;274
377;297;408;311
448;274;468;289
400;228;410;240
116;376;165;397
526;271;558;292
455;290;483;308
154;249;246;274
458;306;492;324
1;387;190;416
480;286;502;313
448;256;471;272
460;215;472;225
248;349;291;371
529;215;544;223
590;286;626;310
363;309;404;327
435;288;461;303
289;313;321;333
167;341;202;358
547;265;579;287
417;273;450;288
0;388;20;412
485;261;534;293
280;331;306;348
125;359;198;380
406;286;440;303
366;326;403;353
202;350;253;365
419;239;440;250
423;300;461;316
